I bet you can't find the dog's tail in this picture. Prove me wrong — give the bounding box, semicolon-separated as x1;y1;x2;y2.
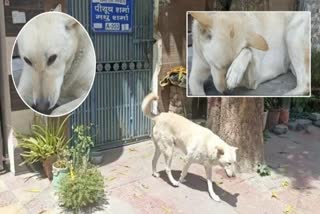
141;93;158;119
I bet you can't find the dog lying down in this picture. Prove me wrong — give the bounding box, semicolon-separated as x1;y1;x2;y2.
142;93;238;201
189;12;311;96
15;11;95;116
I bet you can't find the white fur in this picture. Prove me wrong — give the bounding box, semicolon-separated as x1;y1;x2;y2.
189;12;310;96
142;93;238;201
15;12;95;116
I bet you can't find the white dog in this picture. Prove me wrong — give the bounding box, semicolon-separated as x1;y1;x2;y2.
189;12;310;96
142;93;238;201
15;12;95;115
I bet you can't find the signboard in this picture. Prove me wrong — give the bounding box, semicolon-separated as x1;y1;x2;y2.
91;0;134;33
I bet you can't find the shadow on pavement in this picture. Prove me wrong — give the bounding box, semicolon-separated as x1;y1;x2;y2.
265;127;320;190
158;170;239;207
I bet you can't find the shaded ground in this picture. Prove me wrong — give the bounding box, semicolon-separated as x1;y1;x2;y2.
187;47;297;96
0;125;319;213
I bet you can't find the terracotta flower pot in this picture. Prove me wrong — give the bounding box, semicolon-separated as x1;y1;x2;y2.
266;109;280;130
42;156;56;180
279;108;290;125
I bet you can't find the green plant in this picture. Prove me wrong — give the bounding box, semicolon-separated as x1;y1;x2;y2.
159;0;171;7
311;49;320;89
257;164;271;177
264;98;281;111
70;125;94;170
58;125;105;212
290;97;313;114
263;130;271;142
280;98;291;109
58;167;105;212
17;116;70;164
53;148;70;169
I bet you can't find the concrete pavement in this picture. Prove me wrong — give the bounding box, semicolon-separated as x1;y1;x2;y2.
0;125;319;213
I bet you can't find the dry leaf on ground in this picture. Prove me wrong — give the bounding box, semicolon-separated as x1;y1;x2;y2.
283;204;294;214
141;184;149;189
281;181;289;188
25;188;41;193
161;205;172;214
271;191;279;199
106;176;117;182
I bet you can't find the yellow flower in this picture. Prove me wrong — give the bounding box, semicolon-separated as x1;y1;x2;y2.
70;165;75;181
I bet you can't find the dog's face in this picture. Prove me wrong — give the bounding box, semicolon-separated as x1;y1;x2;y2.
191;13;268;93
217;146;238;177
17;13;79;114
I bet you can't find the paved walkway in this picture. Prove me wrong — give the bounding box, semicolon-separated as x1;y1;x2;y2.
0;125;319;213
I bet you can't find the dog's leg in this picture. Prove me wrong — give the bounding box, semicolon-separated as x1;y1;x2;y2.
205;166;221;202
163;145;179;187
226;48;252;90
152;143;161;178
284;15;310;96
210;67;228;94
189;51;211;96
179;158;192;183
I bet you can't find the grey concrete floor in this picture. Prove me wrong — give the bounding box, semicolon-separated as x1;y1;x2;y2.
187;47;297;96
12;58;23;86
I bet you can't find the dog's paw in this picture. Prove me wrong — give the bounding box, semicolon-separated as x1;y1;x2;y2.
152;172;160;178
226;65;242;90
210;194;221;202
172;180;180;187
179;178;186;183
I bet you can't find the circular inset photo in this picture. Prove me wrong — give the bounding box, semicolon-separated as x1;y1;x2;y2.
11;12;96;117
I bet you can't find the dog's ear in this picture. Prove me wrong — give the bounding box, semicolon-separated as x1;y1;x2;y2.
190;12;213;28
216;145;225;157
65;19;79;31
247;32;269;51
53;4;62;12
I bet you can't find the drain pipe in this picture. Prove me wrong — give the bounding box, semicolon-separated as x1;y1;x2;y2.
152;0;163;115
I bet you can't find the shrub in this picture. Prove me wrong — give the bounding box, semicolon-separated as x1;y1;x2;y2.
311;49;320;89
264;98;281;110
58;125;105;212
58;167;105;211
17;116;70;164
257;164;271;177
70;125;94;170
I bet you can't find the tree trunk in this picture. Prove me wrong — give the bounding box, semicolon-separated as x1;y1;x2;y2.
207;97;264;173
206;98;221;134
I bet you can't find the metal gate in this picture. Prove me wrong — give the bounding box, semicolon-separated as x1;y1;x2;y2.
68;0;153;149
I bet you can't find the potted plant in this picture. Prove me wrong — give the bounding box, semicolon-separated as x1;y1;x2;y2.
52;148;69;190
90;148;104;165
17;116;69;180
279;98;291;125
58;125;106;212
265;98;281;130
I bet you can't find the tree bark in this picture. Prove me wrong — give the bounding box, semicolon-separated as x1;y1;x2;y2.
207;97;264;173
206;98;221;134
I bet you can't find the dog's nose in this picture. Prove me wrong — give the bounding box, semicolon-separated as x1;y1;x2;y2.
34;99;51;114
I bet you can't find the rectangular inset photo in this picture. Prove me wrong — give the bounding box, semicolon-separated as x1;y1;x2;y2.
187;11;311;97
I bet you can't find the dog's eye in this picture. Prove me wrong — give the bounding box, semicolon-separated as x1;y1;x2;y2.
47;54;57;66
23;57;32;66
